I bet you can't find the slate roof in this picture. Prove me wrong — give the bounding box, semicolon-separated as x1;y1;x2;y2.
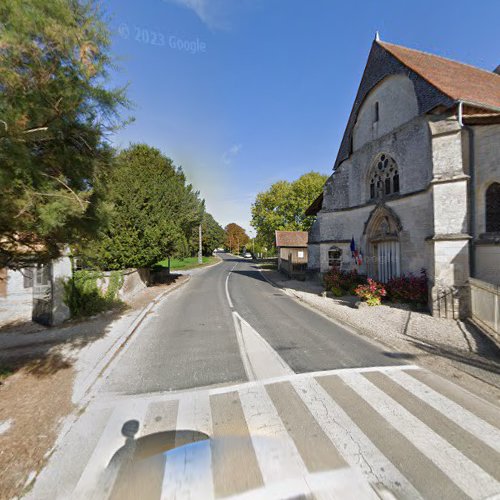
275;231;308;248
379;41;500;110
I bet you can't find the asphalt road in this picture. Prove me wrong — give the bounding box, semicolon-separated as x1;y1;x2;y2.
30;253;500;500
102;253;397;395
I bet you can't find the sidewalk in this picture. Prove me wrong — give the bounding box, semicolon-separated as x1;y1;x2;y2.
0;274;189;500
262;269;500;404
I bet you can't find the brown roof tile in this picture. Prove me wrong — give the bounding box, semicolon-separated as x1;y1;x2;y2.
275;231;308;248
379;41;500;110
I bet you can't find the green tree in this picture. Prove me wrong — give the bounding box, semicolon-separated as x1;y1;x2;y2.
0;0;129;269
190;213;225;256
225;223;249;254
81;144;203;269
251;171;327;248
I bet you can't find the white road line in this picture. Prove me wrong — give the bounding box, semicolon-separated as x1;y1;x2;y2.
161;392;214;499
340;371;500;500
238;384;308;485
225;262;238;308
93;365;420;406
291;376;423;500
386;369;500;453
232;311;293;381
73;399;149;499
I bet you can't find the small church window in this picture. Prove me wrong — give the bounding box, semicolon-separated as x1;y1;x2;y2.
369;154;399;200
486;182;500;232
328;246;343;268
393;173;400;193
374;102;379;123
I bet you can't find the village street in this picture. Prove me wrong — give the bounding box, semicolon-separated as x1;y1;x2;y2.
28;253;500;500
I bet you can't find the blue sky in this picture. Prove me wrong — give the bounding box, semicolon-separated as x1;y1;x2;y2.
106;0;500;234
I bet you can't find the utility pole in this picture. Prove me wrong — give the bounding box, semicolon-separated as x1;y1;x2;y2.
198;224;202;264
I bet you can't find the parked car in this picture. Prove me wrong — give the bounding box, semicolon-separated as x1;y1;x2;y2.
243;252;252;259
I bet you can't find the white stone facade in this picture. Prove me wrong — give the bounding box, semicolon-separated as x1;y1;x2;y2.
309;64;500;319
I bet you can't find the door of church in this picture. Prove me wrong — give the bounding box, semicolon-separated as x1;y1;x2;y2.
376;240;400;282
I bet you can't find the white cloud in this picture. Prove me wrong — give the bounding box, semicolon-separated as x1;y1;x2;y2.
165;0;228;30
222;143;242;165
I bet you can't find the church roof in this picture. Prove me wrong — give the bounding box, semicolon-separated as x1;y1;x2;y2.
332;40;500;170
379;41;500;110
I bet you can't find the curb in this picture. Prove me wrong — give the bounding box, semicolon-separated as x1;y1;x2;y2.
77;274;191;406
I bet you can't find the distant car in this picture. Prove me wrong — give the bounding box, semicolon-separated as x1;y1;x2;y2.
243;252;252;259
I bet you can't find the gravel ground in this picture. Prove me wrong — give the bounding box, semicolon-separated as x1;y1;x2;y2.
263;269;500;404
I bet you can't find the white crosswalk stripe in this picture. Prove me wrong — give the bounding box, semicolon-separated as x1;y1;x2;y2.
386;368;500;453
291;376;424;500
72;366;500;500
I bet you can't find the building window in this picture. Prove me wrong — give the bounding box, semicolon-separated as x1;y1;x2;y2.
374;101;379;123
369;154;400;200
328;246;342;268
486;182;500;232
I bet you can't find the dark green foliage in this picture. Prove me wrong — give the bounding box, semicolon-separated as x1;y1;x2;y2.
386;269;428;304
63;269;123;318
81;144;204;269
323;268;365;296
190;213;225;256
0;0;129;269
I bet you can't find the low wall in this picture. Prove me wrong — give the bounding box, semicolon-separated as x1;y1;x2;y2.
97;268;150;303
469;278;500;343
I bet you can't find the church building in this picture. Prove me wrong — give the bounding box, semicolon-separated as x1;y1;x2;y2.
306;38;500;319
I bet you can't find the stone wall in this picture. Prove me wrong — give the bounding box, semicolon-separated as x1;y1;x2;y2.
473;124;500;235
352;74;419;152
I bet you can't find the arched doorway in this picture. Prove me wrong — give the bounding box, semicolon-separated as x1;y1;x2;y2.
364;205;402;282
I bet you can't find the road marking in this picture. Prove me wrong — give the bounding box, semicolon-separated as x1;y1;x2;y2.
73;399;149;499
232;311;293;381
94;364;420;406
386;369;500;453
224;468;381;500
225;259;294;381
225;262;238;309
292;376;423;499
161;392;214;499
339;371;500;500
238;384;308;484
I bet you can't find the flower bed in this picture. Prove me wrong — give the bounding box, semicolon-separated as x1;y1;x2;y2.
386;269;428;305
354;279;387;306
323;268;365;297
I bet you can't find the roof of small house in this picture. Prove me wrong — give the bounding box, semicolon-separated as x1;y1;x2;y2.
275;231;308;248
378;41;500;110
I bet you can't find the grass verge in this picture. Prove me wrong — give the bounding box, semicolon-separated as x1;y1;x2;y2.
156;255;219;271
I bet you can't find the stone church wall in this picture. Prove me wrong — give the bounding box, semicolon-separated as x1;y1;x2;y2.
473;123;500;285
352;74;419;152
473;124;500;235
324;115;433;214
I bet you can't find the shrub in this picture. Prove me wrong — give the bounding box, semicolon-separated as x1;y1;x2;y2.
323;268;365;296
355;278;387;306
64;270;123;318
386;269;428;304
